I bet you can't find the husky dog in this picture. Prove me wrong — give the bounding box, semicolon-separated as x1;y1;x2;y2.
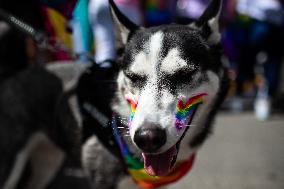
0;20;90;189
111;0;227;176
80;0;228;188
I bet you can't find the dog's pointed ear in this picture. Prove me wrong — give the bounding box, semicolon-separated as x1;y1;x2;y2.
109;0;140;46
191;0;223;45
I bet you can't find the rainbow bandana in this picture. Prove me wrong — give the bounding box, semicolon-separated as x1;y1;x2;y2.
175;93;208;130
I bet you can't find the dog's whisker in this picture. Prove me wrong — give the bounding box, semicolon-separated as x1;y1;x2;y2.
118;119;128;121
119;120;129;124
117;127;127;130
117;116;128;120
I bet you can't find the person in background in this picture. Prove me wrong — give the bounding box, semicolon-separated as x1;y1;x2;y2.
73;0;180;65
224;0;284;119
71;0;143;66
87;0;117;67
71;0;94;63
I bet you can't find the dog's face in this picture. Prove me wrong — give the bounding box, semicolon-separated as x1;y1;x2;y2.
110;0;225;176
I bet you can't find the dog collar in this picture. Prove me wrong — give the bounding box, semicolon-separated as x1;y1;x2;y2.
111;116;196;189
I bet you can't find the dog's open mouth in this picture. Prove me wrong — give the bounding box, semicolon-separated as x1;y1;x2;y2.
142;144;179;176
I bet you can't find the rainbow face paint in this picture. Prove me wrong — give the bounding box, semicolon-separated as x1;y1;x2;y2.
175;93;207;130
125;93;138;127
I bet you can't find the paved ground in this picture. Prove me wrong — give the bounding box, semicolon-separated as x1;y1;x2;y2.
169;112;284;189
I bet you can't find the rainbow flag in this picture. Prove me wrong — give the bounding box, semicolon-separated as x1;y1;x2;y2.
39;0;77;61
41;6;73;60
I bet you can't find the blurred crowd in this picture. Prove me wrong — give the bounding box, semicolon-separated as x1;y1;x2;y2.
1;0;284;120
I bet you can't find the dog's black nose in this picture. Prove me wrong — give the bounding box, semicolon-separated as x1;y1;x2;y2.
134;127;166;153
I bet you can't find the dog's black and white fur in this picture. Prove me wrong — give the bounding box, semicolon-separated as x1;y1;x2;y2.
111;0;227;176
82;0;228;188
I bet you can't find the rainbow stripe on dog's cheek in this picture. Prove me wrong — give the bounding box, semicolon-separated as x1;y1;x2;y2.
175;93;207;130
125;94;138;127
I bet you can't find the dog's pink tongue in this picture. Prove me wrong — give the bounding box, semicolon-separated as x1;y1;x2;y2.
143;146;177;176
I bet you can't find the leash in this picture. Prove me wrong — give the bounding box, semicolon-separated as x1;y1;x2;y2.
0;8;74;55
